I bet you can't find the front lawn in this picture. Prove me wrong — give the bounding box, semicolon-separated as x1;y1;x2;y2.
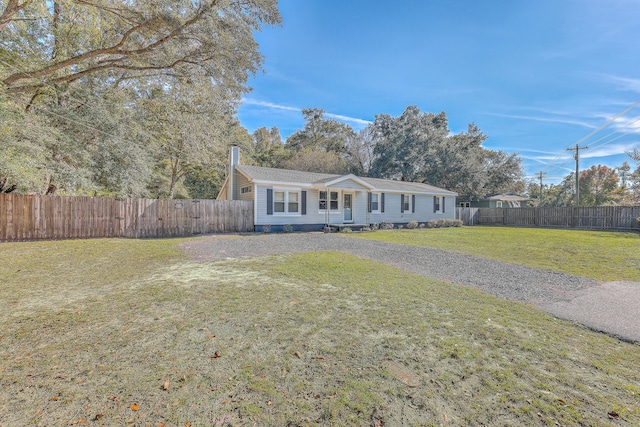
0;237;638;426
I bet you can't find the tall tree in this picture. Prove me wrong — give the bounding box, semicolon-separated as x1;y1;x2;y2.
1;0;281;101
617;161;632;188
253;126;289;168
0;0;280;196
369;106;449;182
368;106;524;198
137;78;250;198
578;165;621;206
286;108;356;154
345;126;376;176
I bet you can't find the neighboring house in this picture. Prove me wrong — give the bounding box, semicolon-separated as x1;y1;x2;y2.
463;192;530;208
217;147;458;232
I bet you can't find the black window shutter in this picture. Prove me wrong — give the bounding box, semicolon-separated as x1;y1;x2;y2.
367;192;372;213
267;188;273;215
433;196;437;213
401;194;405;212
442;196;445;213
412;195;416;213
301;191;307;215
381;193;385;212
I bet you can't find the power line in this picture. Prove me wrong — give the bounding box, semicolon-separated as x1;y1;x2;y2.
535;100;640;177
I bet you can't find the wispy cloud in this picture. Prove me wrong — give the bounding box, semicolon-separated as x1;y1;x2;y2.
243;98;371;127
602;75;640;93
325;113;371;126
582;142;640;159
243;99;300;112
485;112;596;129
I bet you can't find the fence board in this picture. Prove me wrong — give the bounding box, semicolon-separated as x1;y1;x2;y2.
0;195;254;242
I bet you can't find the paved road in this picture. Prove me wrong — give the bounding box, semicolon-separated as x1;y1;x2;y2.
180;233;640;343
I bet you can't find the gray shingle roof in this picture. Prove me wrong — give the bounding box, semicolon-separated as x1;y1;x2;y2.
235;165;457;195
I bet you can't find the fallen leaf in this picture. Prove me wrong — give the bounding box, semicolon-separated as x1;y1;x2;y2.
51;397;59;401
316;356;325;360
163;380;170;391
608;411;619;419
208;335;216;339
131;403;139;411
295;351;301;359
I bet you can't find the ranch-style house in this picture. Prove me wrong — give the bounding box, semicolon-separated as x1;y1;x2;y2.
217;146;458;232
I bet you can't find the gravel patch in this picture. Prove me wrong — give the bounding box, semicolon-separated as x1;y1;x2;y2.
180;233;598;306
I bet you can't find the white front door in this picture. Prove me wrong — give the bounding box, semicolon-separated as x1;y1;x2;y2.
343;193;353;222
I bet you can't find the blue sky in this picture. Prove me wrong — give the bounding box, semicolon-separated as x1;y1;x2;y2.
238;0;640;184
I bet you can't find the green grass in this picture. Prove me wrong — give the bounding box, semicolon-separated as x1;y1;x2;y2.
1;237;639;426
350;226;640;281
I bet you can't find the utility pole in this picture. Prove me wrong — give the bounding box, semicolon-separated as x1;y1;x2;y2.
566;144;588;206
535;171;547;206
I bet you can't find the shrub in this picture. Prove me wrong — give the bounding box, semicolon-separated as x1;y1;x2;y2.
283;224;294;233
380;221;394;230
427;219;463;229
407;220;419;229
340;227;352;233
371;223;380;231
419;223;426;229
263;224;271;233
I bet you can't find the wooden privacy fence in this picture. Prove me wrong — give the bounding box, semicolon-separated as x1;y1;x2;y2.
0;194;254;242
457;206;640;230
456;207;480;226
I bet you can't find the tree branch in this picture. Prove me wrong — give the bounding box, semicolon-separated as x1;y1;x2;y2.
0;0;31;32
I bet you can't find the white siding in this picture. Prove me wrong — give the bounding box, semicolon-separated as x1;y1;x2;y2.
327;180;368;191
254;185;455;227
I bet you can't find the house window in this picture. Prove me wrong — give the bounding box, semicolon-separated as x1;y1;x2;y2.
371;193;379;212
319;191;327;210
434;196;440;212
459;202;470;208
496;201;503;208
288;192;299;213
330;191;339;210
320;191;339;211
274;190;300;215
274;191;285;213
403;194;411;212
240;186;252;194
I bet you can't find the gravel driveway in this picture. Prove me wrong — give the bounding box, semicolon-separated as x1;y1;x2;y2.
180;233;640;343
